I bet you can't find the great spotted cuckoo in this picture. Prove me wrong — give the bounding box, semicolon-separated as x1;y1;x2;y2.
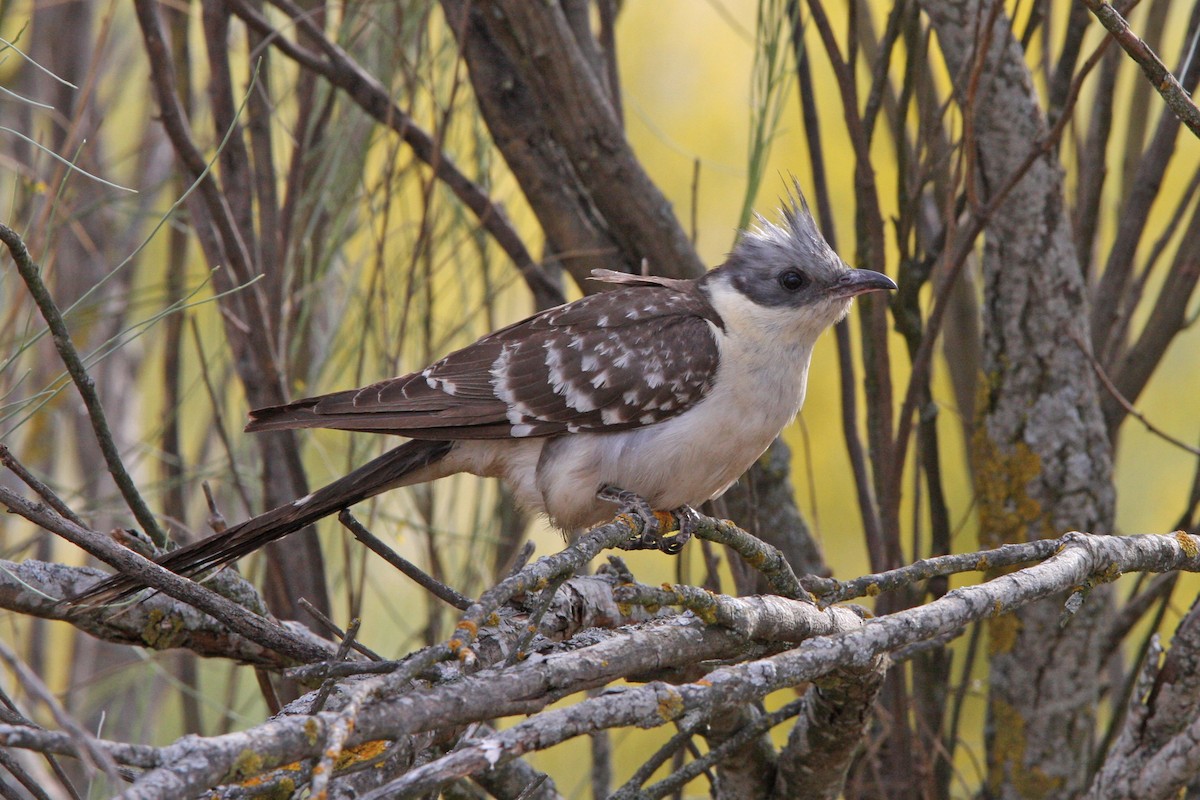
79;193;895;604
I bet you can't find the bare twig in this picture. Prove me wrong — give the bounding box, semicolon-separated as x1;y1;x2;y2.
297;597;384;662
692;517;808;600
0;486;332;664
222;0;565;308
0;444;85;527
0;639;123;785
338;510;472;611
0;223;166;546
308;617;363;713
1070;331;1200;457
1081;0;1200;138
639;701;808;800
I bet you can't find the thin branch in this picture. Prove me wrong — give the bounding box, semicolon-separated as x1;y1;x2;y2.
0;487;332;664
297;597;384;663
0;725;160;770
806;539;1062;603
0;559;312;669
0;639;123;785
1070;331;1200;457
0;224;166;546
338;510;472;611
788;0;885;565
1081;0;1200;138
0;445;85;527
223;0;565;307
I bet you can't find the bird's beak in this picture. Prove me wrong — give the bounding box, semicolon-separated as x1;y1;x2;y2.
834;269;897;298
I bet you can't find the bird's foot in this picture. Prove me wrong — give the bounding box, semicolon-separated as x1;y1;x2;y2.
597;485;664;549
596;486;694;554
658;504;701;554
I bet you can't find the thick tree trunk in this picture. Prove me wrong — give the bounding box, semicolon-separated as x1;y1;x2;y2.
919;1;1116;797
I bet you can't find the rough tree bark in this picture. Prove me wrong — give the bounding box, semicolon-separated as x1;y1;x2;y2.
920;1;1116;797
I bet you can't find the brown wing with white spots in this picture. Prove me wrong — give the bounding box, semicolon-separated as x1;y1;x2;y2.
245;285;724;440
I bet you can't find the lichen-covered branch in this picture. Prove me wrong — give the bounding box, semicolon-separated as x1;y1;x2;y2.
3;531;1192;799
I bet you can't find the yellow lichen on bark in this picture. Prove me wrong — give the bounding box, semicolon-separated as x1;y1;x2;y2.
971;417;1045;549
988;612;1021;656
987;698;1064;798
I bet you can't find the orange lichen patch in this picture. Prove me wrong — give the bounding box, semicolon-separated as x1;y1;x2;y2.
335;740;390;770
653;511;678;533
1176;531;1199;559
303;718;321;746
240;761;303;786
656;689;685;721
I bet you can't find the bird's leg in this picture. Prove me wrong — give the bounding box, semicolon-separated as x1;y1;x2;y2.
596;485;674;549
658;505;702;554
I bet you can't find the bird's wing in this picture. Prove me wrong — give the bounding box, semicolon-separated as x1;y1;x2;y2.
246;284;724;440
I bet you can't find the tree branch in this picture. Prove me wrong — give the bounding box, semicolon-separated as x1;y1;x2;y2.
1081;0;1200;138
0;223;165;546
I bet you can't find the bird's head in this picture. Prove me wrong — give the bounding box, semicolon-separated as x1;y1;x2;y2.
701;191;896;343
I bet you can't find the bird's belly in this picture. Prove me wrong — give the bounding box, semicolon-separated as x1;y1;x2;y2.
536;378;804;532
441;438;549;517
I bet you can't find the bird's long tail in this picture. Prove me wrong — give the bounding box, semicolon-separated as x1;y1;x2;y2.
73;439;455;606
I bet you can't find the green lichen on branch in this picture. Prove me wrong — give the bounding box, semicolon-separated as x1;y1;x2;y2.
140;608;186;650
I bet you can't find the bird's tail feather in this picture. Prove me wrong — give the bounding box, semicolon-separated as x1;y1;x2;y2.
72;439;454;606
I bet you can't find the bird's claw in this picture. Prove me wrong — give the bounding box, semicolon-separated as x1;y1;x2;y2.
658;505;701;554
597;485;662;548
596;486;695;554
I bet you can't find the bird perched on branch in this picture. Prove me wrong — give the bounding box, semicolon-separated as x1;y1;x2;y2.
78;190;894;605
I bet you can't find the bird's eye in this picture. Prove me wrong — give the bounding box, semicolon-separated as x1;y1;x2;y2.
778;270;807;292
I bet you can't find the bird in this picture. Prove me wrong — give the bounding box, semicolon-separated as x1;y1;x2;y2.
76;191;895;605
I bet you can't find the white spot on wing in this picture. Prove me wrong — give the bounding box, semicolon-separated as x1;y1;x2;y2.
601;407;627;425
545;343;569;394
565;385;599;412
